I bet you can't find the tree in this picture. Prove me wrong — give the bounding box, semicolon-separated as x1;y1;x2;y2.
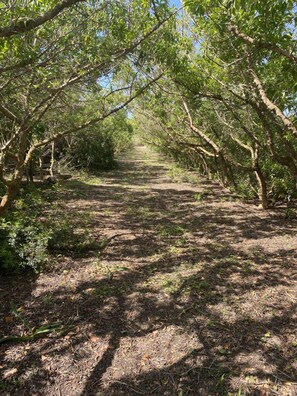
134;0;297;208
0;0;174;214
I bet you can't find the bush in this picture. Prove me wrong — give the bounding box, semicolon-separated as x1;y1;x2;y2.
0;184;99;274
68;129;116;171
65;111;133;172
0;187;52;273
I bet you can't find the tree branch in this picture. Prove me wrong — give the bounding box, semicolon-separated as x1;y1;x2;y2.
249;67;297;138
227;22;297;64
24;74;163;165
0;0;85;38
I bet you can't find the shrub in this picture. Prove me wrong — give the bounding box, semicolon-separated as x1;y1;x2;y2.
68;129;116;171
0;213;51;273
0;184;99;274
65;111;133;172
0;186;52;273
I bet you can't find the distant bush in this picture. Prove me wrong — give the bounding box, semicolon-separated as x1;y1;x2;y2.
67;129;116;171
65;111;133;172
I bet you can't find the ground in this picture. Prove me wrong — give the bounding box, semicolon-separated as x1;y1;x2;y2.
0;145;297;396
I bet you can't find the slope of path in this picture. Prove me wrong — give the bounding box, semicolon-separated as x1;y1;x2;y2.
0;145;296;396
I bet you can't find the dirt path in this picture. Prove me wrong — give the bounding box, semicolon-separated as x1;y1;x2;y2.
1;145;297;396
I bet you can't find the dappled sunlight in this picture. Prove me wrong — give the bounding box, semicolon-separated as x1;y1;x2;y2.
1;147;296;395
102;325;202;382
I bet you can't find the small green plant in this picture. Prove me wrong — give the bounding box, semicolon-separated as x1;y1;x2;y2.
168;165;184;181
0;212;51;273
260;331;271;343
94;284;114;298
168;246;182;255
157;224;185;237
193;193;203;201
193;192;208;201
160;278;183;294
127;205;155;219
236;179;256;200
183;278;210;295
285;208;297;219
206;318;221;328
43;293;53;305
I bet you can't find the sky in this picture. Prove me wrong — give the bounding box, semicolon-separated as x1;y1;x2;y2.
169;0;182;7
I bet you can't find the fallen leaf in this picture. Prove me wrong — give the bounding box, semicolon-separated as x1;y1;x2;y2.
259;387;269;396
64;331;75;340
4;316;14;323
2;368;17;380
88;333;100;343
218;347;228;355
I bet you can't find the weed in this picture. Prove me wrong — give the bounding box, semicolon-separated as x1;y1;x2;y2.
285;208;297;219
174;237;187;247
160;278;183;294
168;246;183;255
207;318;221;327
242;261;254;274
157;224;185;237
167;165;184;181
0;378;19;391
127;205;155;219
94;284;114;298
183;278;210;295
43;293;53;305
193;192;208;201
260;331;271;343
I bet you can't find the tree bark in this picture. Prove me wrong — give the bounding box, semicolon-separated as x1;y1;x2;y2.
49;142;55;178
0;180;21;216
255;168;269;209
0;0;85;38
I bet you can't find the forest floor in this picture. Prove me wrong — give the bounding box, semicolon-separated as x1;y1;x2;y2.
0;145;297;396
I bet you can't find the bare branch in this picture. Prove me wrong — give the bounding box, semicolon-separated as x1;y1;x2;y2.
0;104;20;123
182;100;221;152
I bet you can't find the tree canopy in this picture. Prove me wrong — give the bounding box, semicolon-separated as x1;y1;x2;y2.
0;0;296;212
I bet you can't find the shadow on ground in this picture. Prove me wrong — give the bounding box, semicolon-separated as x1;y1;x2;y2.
0;146;296;396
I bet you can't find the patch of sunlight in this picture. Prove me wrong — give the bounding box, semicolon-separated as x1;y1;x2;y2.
102;325;203;381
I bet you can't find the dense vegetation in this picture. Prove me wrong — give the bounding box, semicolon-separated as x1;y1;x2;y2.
135;0;297;208
0;0;296;272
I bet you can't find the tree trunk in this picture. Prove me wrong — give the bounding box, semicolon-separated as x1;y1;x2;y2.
255;168;269;209
39;156;44;181
26;159;34;183
49;141;55;178
0;180;20;216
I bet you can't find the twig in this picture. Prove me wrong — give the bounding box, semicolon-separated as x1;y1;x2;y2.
111;380;147;395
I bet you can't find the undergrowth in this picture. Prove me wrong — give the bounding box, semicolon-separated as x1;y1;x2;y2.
0;182;98;274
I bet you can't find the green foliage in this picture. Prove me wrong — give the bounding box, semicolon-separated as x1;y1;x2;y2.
135;0;297;208
0;0;171;213
0;184;99;274
235;178;257;201
67;129;116;171
0;188;52;273
157;224;185;237
66;112;133;172
193;192;208;202
47;216;99;253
